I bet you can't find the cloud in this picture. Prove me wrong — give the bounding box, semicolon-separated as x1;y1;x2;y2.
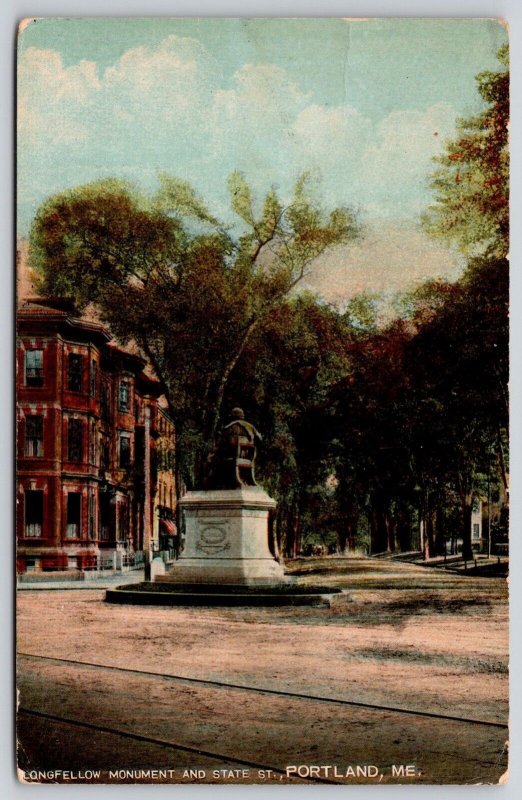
303;221;463;306
17;36;459;236
204;64;312;201
360;102;458;212
292;104;369;155
18;47;99;146
215;63;308;119
289;104;372;208
102;35;216;123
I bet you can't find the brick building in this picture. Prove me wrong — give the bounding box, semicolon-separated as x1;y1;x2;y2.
16;298;176;573
155;406;178;552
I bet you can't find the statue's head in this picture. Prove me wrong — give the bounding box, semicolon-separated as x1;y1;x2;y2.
231;406;245;420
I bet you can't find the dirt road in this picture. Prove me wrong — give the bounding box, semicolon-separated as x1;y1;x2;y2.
16;558;508;785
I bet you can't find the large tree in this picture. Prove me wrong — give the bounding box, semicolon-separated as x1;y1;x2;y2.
420;43;509;558
422;44;509;258
30;173;359;489
404;256;508;560
225;293;353;557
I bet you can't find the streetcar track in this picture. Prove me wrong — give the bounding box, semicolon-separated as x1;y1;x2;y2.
18;652;507;729
18;707;333;784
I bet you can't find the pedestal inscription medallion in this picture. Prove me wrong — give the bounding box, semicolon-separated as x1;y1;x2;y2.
196;521;230;554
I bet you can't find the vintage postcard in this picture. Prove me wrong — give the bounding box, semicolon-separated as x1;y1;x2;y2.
16;17;509;785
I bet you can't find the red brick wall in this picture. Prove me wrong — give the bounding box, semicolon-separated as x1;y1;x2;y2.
17;311;176;569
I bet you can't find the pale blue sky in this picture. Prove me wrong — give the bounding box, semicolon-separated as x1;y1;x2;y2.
17;17;507;300
19;17;506;116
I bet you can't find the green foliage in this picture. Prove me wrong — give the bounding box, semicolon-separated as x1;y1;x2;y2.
223;294;355;557
154;174;221;227
27;45;509;559
422;45;509;258
30;179;185;309
30;172;360;490
393;279;457;325
228;171;255;226
344;292;381;333
418;45;509;556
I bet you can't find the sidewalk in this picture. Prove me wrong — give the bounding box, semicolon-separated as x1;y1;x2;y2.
17;570;145;590
369;551;509;577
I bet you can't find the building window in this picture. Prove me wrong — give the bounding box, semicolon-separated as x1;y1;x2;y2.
24;490;43;537
25;350;43;387
68;353;83;392
119;434;131;468
134;427;145;466
90;421;96;466
100;493;111;540
119;380;130;412
67;418;84;462
25;415;43;456
100;436;110;470
88;492;96;540
66;492;81;538
119;500;129;542
100;382;111;423
90;359;97;397
472;523;481;540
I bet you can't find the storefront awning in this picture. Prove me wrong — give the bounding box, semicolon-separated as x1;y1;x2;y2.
160;518;177;537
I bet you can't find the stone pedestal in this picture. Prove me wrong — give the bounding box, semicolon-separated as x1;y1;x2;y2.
156;487;287;586
150;556;166;580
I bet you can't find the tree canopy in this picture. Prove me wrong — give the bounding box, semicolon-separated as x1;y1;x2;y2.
27;46;509;561
422;44;509;258
30;173;359;489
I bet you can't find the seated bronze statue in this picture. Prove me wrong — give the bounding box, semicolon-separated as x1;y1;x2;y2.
211;407;262;489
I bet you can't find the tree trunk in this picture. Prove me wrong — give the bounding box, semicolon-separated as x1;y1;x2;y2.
496;428;509;495
370;503;388;554
274;507;285;563
347;513;359;552
283;510;291;559
434;506;446;556
337;525;348;555
293;508;301;558
206;317;262;446
279;508;291;560
396;508;412;552
338;509;358;554
284;503;301;559
173;427;183;559
461;496;473;561
419;514;430;560
268;508;281;561
369;509;378;554
385;513;395;553
378;509;389;554
426;510;435;559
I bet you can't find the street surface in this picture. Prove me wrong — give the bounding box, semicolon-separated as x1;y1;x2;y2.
17;558;508;785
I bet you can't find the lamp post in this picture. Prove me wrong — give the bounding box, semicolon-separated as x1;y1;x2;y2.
487;452;492;559
143;400;153;580
413;483;427;559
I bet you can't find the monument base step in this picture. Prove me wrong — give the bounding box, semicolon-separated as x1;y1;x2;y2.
105;582;342;607
155;557;287;587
